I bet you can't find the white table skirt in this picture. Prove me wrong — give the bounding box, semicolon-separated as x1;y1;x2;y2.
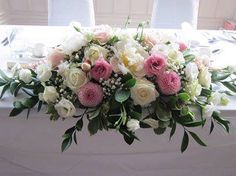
0;25;236;176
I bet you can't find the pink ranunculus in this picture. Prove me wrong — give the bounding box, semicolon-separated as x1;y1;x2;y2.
144;54;167;76
48;50;65;67
90;58;113;81
178;42;187;52
78;82;103;107
157;71;181;95
94;31;110;44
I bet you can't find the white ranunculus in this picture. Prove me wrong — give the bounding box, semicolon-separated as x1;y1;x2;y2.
185;63;199;82
36;64;52;82
185;80;202;100
198;67;212;88
64;68;88;92
126;119;140;132
55;98;76;118
63;32;87;55
131;78;159;106
19;69;32;83
43;86;59;103
203;103;216;118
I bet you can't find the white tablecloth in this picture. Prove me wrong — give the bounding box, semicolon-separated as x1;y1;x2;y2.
0;25;236;176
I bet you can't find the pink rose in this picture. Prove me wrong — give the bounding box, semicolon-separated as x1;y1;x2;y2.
144;54;167;76
48;49;65;67
157;71;181;95
178;42;187;52
94;31;110;44
78;82;103;107
90;58;113;81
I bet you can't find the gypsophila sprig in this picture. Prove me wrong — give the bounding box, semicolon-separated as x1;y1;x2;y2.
0;23;234;153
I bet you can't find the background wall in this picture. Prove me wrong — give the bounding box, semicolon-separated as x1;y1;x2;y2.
0;0;236;29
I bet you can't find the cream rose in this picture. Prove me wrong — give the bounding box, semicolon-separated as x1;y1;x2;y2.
36;64;52;82
19;69;32;83
55;98;76;118
130;78;159;106
126;119;140;132
198;67;212;88
43;86;59;103
64;68;88;92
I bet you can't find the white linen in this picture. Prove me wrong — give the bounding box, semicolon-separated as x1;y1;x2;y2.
0;26;236;176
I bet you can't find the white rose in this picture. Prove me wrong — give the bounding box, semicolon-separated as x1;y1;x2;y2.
36;64;52;82
63;32;87;55
19;69;32;83
203;104;216;118
126;119;140;132
198;67;212;88
131;78;159;106
84;44;109;65
185;63;199;82
185;80;202;100
55;98;76;118
43;86;59;103
64;68;88;92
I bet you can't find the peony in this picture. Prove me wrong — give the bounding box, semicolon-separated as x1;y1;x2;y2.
19;69;32;83
78;82;103;107
198;67;212;88
43;86;59;103
185;80;202;100
144;54;167;76
64;68;88;92
131;78;159;106
55;98;76;118
185;63;199;82
84;44;109;65
126;119;140;132
157;71;181;95
48;49;65;67
63;32;87;55
178;42;187;52
36;64;52;82
90;58;113;81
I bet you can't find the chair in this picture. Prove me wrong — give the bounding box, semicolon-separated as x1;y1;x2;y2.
48;0;95;26
151;0;200;29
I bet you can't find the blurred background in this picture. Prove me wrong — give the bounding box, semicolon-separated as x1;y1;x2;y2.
0;0;236;29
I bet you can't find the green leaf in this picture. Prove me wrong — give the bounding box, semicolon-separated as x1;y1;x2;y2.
178;93;190;102
13;101;25;109
0;69;10;81
88;117;100;135
13;83;22;97
10;82;19;95
115;89;130;103
9;108;23;117
154;127;166;135
155;102;172;122
37;101;43;112
121;73;133;83
210;120;214;134
76;118;83;131
201;88;212;97
183;119;206;127
61;137;72;152
158;120;170;128
124;78;136;88
181;131;189;153
189;131;207;147
64;126;75;136
130;111;142;120
22;97;38;108
142;118;159;128
26;108;31;119
222;82;236;93
169;122;176;140
73;132;77;144
0;78;7;86
211;72;230;81
212;111;230;133
0;83;10;99
123;134;134;145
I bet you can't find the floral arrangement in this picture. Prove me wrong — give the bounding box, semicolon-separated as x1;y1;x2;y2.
0;23;235;152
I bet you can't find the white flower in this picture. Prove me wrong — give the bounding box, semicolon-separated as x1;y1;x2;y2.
19;69;32;83
64;68;88;92
84;44;109;65
36;64;52;82
43;86;59;103
185;63;199;82
11;63;22;77
220;94;229;106
185;80;202;100
58;62;69;77
208;91;221;105
203;104;216;118
55;98;76;118
198;67;212;88
126;119;140;132
63;32;87;55
130;78;159;106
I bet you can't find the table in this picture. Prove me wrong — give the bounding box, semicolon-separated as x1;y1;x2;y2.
0;25;236;176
